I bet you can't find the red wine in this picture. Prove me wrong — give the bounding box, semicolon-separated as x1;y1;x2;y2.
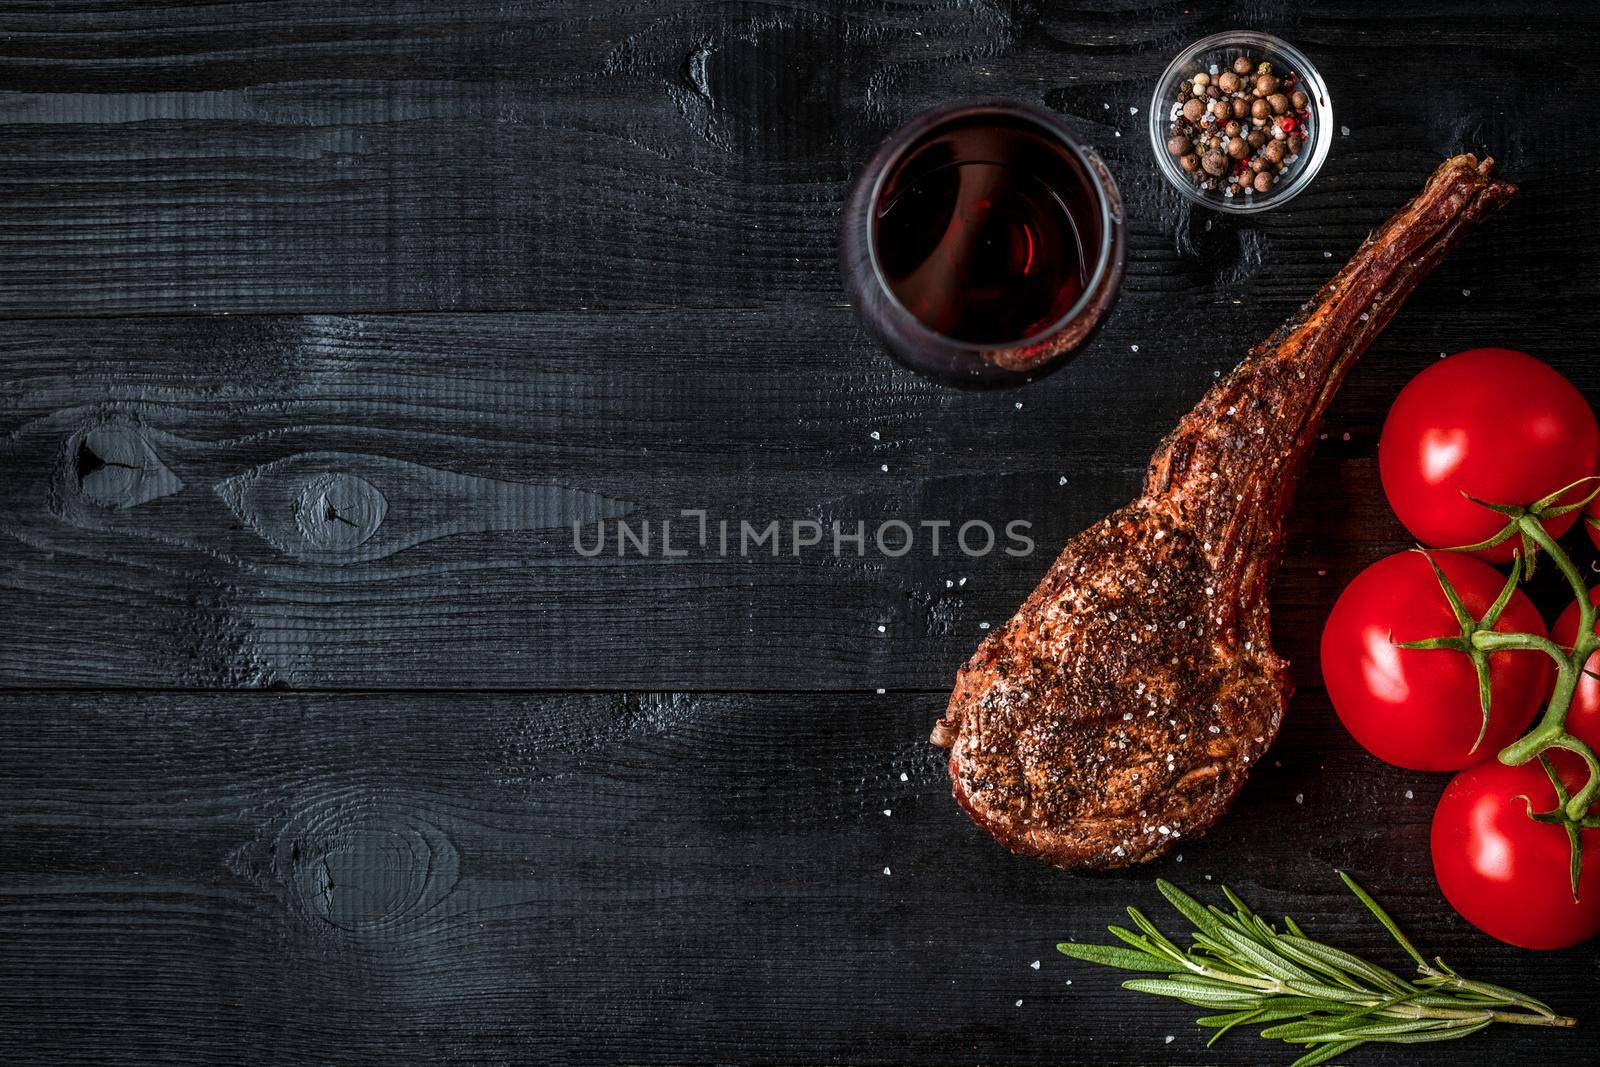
841;102;1125;387
874;118;1095;345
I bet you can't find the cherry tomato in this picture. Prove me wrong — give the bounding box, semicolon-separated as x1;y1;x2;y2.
1321;552;1550;771
1432;754;1600;949
1378;348;1599;563
1548;589;1600;753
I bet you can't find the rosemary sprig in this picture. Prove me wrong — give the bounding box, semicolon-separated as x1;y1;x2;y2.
1057;873;1574;1066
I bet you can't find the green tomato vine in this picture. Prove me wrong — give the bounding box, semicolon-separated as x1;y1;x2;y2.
1399;477;1600;897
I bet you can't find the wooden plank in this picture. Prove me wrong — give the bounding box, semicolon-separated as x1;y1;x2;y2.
0;0;1592;316
0;688;1594;1065
15;300;1581;689
5;300;1593;690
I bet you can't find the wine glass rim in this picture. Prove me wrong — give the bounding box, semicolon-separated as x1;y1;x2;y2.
862;99;1122;354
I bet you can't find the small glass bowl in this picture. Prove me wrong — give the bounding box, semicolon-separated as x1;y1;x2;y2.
1147;31;1332;213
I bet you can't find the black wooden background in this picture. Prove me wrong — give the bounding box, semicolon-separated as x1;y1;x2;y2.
3;2;1598;1064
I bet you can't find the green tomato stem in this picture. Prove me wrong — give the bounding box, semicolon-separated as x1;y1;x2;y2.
1519;515;1595;636
1493;516;1600;824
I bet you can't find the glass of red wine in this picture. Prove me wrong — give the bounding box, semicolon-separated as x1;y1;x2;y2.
841;101;1126;388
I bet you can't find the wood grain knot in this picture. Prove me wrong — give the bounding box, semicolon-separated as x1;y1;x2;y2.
276;794;459;942
213;451;634;564
66;417;183;510
294;472;387;551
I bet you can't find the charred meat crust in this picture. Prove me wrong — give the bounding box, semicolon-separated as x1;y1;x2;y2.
931;155;1515;871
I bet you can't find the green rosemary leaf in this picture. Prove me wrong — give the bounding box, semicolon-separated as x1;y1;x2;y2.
1105;924;1164;958
1262;1015;1456;1042
1124;906;1186;960
1207;902;1248;932
1121;977;1262;1009
1334;1017;1481;1040
1054;942;1171;972
1287;1038;1364;1067
1250;996;1362;1013
1156;879;1228;939
1420;973;1558;1016
1370;1019;1493;1044
1200;1007;1296;1047
1336;870;1428;968
1220;884;1258;924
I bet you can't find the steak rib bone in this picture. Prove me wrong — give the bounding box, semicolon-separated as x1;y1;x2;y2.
931;155;1516;870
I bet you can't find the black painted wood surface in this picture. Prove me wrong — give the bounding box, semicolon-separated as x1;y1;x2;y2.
3;1;1598;1064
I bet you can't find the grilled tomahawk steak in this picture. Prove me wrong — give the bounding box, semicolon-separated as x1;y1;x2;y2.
930;155;1515;869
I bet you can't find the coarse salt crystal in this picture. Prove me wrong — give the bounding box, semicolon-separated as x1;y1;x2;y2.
900;772;908;782
1031;960;1040;970
1295;793;1305;804
1340;125;1351;136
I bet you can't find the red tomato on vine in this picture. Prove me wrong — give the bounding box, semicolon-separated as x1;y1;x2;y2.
1432;755;1600;949
1378;348;1599;563
1320;551;1551;771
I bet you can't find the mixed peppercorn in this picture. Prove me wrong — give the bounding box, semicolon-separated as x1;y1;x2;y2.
1165;53;1311;198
